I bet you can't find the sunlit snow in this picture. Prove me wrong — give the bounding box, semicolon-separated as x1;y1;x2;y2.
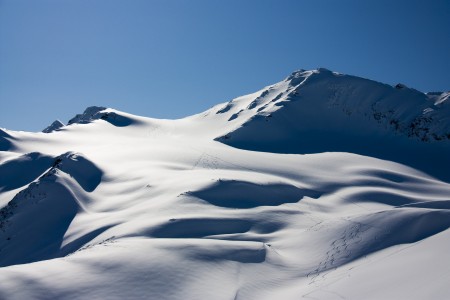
1;69;449;300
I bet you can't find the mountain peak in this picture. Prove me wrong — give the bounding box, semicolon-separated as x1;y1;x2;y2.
67;106;107;125
285;67;337;86
209;68;450;179
42;120;64;133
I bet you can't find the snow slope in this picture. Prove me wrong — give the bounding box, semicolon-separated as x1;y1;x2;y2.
0;69;449;300
206;68;450;181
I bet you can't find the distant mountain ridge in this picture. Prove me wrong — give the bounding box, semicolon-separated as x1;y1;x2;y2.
4;68;449;180
38;68;450;143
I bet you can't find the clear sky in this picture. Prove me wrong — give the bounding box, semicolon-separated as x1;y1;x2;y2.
1;0;449;132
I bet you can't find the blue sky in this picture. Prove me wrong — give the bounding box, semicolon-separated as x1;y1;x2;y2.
1;0;449;131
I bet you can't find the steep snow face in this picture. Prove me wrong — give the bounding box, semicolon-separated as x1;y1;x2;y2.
204;68;450;181
212;68;450;143
0;69;450;300
0;152;103;267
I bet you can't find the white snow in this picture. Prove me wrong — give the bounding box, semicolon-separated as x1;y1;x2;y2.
0;68;449;299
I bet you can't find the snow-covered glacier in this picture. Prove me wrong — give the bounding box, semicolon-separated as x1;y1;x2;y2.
0;69;449;300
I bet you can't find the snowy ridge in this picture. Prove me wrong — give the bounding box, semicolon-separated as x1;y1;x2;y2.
212;68;450;143
0;151;103;267
206;68;450;181
67;106;107;125
0;69;449;300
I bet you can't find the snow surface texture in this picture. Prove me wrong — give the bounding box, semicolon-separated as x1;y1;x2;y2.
1;68;449;300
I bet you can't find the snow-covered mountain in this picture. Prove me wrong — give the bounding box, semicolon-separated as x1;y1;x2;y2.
42;120;65;133
1;69;449;300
